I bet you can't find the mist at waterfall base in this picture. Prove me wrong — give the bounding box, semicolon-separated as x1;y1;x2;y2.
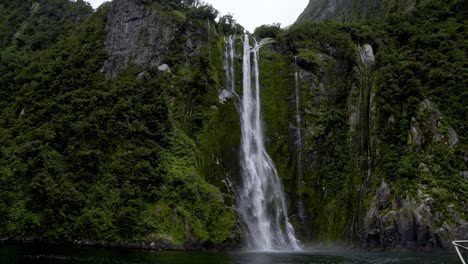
0;244;462;264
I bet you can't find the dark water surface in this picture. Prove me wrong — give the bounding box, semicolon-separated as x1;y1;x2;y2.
0;244;463;264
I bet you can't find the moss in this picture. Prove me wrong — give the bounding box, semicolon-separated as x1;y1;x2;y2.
298;49;320;66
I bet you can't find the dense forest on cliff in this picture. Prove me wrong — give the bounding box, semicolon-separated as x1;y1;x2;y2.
0;0;466;250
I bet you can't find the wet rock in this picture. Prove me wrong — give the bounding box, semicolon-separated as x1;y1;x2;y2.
396;206;416;246
218;89;232;103
362;184;466;251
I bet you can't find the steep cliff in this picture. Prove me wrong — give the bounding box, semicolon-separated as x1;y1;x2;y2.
101;0;177;77
296;0;428;22
265;0;467;249
0;0;238;249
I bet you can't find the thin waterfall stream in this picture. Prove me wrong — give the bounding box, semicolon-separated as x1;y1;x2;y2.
223;35;236;94
293;57;309;239
237;34;301;251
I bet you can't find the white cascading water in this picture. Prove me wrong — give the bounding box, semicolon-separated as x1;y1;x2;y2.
358;44;374;180
223;35;236;93
220;36;237;103
237;34;301;251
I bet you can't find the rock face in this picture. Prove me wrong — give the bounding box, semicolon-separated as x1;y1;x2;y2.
363;181;468;250
296;0;423;23
102;0;176;77
408;100;459;150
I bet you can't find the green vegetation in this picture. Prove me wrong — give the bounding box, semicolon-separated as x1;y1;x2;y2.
0;0;235;245
255;0;467;244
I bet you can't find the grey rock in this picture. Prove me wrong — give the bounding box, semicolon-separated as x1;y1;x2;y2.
448;127;458;147
218;89;232;104
158;64;171;73
396;206;416;246
376;181;391;210
137;71;146;80
296;0;418;23
409;100;459;149
302;0;343;22
362;184;466;250
461;171;468;180
410;118;422;148
447;204;463;224
102;0;177;78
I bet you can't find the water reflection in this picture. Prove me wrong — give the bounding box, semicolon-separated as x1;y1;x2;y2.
0;245;463;264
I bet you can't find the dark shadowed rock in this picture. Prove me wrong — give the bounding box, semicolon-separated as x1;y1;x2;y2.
296;56;316;72
363;183;466;251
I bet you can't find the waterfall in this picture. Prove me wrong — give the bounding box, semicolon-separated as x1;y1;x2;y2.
356;44;375;238
223;35;236;93
220;36;236;103
237;34;301;251
293;57;309;239
228;35;235;93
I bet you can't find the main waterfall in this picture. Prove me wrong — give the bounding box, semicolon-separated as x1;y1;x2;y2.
237;34;301;251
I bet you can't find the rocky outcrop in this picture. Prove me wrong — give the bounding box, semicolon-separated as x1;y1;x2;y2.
363;181;468;251
408;100;459;150
296;0;423;23
102;0;177;77
462;171;468;180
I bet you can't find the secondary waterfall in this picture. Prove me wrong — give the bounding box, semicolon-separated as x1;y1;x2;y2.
356;44;375;237
237;34;301;251
223;35;236;93
293;57;309;239
357;43;374;181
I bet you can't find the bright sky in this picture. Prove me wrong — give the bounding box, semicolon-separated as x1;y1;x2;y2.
86;0;308;32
